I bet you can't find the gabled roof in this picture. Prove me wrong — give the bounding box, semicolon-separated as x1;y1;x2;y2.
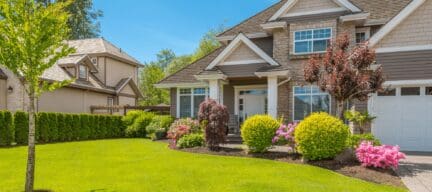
269;0;361;21
115;77;144;98
218;0;412;37
206;33;279;70
67;38;143;66
369;0;424;47
57;54;98;73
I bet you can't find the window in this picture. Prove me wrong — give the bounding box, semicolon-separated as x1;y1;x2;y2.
107;97;114;106
356;32;366;44
78;65;87;79
294;28;331;54
178;88;208;118
378;88;396;96
293;86;330;121
401;87;420;96
426;87;432;95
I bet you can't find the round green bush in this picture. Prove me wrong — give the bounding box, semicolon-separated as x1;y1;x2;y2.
125;112;155;138
295;112;350;160
241;115;280;153
176;134;205;148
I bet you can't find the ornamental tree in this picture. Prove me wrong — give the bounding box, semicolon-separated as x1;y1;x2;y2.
198;99;229;151
304;34;384;119
0;1;74;191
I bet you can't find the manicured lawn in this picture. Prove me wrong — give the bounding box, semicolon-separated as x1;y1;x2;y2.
0;139;405;192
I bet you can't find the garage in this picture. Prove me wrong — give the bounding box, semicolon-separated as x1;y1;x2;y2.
369;85;432;152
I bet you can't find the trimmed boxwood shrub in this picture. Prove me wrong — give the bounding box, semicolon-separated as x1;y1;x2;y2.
241;115;280;153
56;113;66;142
80;114;90;140
71;114;81;140
0;111;14;146
14;111;28;145
48;113;58;142
176;134;205;148
295;112;350;160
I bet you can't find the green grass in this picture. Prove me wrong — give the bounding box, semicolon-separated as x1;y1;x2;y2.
0;139;405;192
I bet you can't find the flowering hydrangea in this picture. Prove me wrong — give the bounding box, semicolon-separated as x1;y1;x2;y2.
272;122;297;151
356;141;406;169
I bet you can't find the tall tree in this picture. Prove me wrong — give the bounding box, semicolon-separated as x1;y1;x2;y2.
156;49;176;69
192;26;225;61
0;1;74;191
140;63;169;106
38;0;103;39
304;34;384;119
165;54;193;75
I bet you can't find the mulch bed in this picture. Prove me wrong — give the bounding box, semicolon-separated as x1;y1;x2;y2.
178;146;406;189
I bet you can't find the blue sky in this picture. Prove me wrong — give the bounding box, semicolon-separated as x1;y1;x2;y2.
93;0;278;63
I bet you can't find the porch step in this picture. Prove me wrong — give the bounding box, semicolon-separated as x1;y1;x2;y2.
226;134;242;144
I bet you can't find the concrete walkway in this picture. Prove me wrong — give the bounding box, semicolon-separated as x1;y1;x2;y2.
396;152;432;192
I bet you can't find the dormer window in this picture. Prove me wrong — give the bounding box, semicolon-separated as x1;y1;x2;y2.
294;28;331;54
78;64;88;80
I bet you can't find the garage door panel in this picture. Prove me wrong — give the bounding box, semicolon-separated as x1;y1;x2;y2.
371;88;432;152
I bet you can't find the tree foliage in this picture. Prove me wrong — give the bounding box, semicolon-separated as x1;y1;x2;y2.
0;0;74;191
37;0;103;39
198;99;229;151
139;63;169;106
304;34;384;118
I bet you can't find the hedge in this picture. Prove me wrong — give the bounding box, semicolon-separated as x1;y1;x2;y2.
0;111;128;146
0;111;14;146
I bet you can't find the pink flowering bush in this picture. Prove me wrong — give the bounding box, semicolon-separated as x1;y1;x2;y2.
356;141;406;169
167;118;200;148
272;122;297;152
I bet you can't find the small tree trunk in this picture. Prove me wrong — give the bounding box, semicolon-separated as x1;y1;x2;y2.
25;93;36;192
336;100;345;119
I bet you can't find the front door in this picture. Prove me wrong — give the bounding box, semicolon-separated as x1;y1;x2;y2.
238;89;267;124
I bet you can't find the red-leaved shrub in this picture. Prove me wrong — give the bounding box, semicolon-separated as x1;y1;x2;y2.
356;141;406;169
167;118;200;148
198;99;229;150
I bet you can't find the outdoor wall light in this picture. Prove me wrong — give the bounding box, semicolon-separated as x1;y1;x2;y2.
7;86;13;93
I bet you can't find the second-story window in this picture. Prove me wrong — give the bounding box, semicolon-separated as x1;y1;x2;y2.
78;64;88;80
294;28;331;54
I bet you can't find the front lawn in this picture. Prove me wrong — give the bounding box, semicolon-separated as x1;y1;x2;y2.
0;139;405;192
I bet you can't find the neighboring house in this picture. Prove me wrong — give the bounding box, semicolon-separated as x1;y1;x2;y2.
0;38;143;114
156;0;432;151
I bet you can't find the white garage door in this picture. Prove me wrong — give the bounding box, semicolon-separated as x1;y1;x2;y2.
370;86;432;152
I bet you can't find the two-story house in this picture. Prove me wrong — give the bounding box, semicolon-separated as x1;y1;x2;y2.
156;0;432;152
0;38;143;114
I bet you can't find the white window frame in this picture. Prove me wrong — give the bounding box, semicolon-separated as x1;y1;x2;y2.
355;27;370;45
176;87;209;118
292;85;331;121
78;64;88;80
293;27;332;55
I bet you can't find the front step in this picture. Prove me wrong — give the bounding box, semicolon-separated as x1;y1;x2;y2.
226;134;242;144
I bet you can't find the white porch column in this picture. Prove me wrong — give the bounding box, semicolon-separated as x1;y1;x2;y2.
209;79;220;103
267;76;278;118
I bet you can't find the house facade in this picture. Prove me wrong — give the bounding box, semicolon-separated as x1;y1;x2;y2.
0;38;143;114
156;0;432;151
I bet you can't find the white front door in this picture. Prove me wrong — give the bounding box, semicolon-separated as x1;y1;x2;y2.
237;88;267;123
370;86;432;152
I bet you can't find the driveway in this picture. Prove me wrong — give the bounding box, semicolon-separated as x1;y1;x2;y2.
397;152;432;192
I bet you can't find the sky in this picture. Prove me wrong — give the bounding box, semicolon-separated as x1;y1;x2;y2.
93;0;279;64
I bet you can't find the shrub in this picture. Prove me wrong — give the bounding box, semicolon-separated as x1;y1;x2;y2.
48;113;58;142
125;112;155;138
272;122;297;152
356;141;406;169
122;110;145;127
295;112;350;160
344;110;376;134
99;115;108;138
347;133;381;149
64;114;74;141
80;114;90;140
167;118;200;146
71;114;81;140
176;134;205;149
198;99;229;150
14;111;28;145
0;111;14;146
56;113;66;142
241;115;280;153
152;128;167;140
145;115;173;140
37;112;50;143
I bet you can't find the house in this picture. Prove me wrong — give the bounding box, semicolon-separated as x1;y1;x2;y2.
0;38;143;114
155;0;432;151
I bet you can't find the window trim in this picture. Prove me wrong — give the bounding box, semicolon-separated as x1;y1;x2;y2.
355;27;371;45
176;87;209;118
78;64;88;80
292;85;331;121
293;27;332;55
